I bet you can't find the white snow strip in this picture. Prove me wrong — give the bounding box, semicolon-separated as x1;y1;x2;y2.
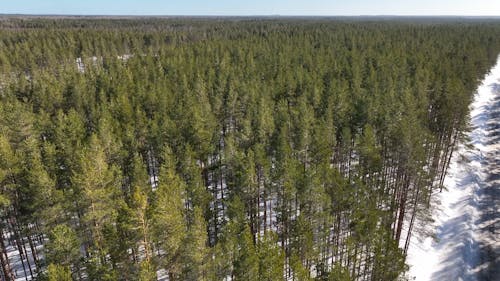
406;56;500;281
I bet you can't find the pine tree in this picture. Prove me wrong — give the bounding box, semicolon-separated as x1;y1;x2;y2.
0;135;16;280
47;264;73;281
128;153;153;268
180;207;208;281
257;232;285;281
234;225;259;281
45;224;80;269
151;148;187;279
72;135;121;278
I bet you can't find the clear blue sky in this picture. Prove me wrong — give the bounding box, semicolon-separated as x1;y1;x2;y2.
1;0;500;16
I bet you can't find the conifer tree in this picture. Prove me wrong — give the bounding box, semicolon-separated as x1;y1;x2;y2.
151;148;186;279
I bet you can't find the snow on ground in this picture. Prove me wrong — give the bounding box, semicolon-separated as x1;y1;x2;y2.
406;56;500;281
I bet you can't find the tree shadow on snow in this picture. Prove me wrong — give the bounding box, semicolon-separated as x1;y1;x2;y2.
431;82;500;281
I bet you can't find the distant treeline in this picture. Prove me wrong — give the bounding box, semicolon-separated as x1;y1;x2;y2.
0;18;499;281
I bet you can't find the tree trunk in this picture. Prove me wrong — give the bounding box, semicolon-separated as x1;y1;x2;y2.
0;230;15;281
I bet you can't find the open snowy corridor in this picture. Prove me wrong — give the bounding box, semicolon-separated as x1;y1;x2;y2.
407;56;500;281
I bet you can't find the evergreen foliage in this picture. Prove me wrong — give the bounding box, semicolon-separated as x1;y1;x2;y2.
0;17;500;280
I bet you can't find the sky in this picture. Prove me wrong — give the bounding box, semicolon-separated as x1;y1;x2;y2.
1;0;500;16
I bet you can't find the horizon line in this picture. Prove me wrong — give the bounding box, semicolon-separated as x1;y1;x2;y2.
1;14;500;18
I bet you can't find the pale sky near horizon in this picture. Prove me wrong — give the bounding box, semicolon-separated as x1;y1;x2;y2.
1;0;500;16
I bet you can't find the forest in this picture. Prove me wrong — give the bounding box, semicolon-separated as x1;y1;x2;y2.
0;17;500;281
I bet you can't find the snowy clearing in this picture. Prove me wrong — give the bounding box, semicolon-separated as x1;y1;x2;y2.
406;56;500;281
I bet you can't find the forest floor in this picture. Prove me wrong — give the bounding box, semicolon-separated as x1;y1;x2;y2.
406;56;500;281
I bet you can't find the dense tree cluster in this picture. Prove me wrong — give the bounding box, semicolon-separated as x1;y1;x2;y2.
0;17;500;280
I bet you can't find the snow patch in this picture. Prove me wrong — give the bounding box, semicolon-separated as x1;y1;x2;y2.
406;56;500;280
